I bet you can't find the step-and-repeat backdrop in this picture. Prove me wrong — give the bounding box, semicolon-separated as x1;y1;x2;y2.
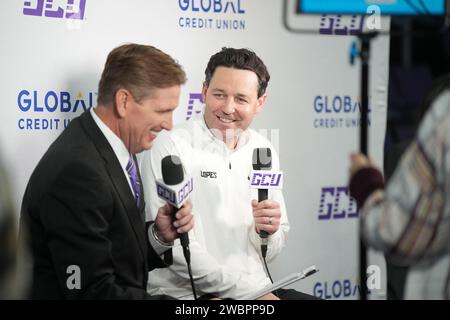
1;0;390;299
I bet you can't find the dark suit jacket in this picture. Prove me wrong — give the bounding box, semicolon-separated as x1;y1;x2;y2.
20;110;172;299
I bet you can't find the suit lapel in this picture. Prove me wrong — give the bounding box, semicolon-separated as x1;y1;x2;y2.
79;111;147;261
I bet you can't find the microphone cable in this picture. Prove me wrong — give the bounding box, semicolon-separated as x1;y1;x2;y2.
179;236;197;300
261;237;281;298
260;228;273;283
262;252;274;284
260;224;274;284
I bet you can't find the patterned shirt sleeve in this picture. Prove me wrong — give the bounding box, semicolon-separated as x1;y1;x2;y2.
360;91;450;266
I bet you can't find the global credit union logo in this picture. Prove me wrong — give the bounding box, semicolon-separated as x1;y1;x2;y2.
23;0;86;20
178;0;246;31
314;278;364;299
312;95;371;129
313;278;373;300
313;266;381;299
17;89;96;131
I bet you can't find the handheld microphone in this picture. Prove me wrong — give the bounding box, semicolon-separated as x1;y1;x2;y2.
159;155;197;299
159;155;192;255
252;148;272;258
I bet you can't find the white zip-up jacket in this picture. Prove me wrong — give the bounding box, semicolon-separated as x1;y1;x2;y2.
138;116;289;299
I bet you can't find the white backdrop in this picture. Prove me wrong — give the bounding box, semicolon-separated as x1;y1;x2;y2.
0;0;390;299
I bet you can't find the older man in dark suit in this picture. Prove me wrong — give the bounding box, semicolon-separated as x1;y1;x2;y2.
20;43;193;299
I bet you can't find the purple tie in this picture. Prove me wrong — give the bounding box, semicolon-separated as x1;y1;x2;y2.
126;157;141;207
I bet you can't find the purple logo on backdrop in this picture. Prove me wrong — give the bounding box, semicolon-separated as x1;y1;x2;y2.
312;95;371;129
17;89;96;130
23;0;86;20
318;186;358;220
186;93;204;120
178;0;246;30
319;15;366;36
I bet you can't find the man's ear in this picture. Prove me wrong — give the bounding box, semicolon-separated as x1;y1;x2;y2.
114;89;130;118
255;94;267;114
201;82;208;102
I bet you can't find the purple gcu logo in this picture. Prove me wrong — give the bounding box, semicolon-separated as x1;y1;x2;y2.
318;186;358;220
186;93;204;120
250;172;282;187
23;0;86;19
319;15;366;36
157;184;176;204
178;178;193;204
156;178;193;207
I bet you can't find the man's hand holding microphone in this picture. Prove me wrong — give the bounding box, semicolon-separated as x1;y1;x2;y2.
154;199;194;244
251;199;281;237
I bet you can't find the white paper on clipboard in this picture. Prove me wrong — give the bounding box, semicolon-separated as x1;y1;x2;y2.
242;265;319;300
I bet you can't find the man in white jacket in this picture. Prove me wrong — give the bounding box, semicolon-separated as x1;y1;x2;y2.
139;47;315;300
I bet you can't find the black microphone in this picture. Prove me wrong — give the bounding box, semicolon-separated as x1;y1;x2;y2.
161;155;190;258
252;148;272;258
161;155;197;299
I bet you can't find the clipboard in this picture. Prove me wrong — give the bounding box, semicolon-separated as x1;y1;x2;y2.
242;265;319;300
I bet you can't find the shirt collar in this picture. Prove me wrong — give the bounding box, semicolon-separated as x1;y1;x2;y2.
90;107;131;170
